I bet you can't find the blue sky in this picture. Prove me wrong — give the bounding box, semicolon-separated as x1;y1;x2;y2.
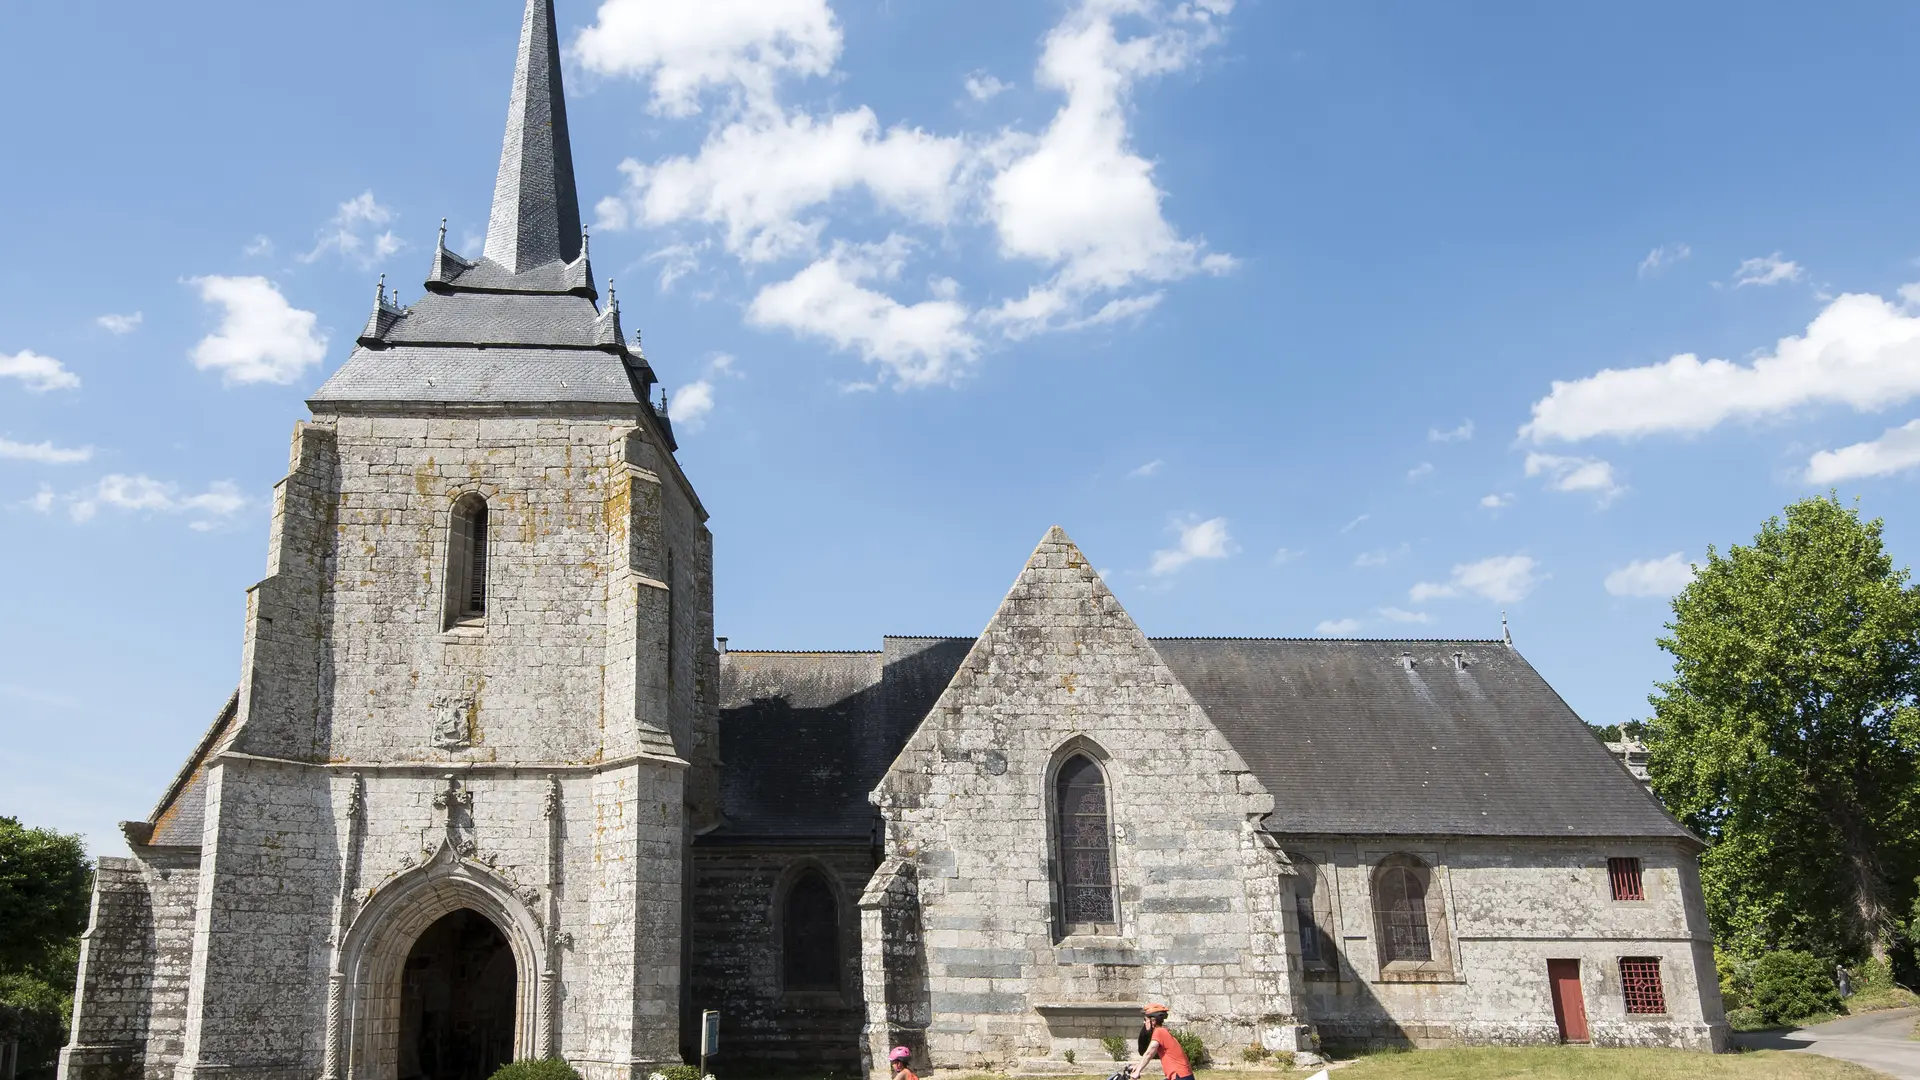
5;0;1920;854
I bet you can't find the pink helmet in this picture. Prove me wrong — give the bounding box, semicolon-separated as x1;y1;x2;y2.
889;1047;913;1063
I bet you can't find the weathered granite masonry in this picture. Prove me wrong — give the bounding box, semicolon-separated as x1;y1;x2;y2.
63;4;1726;1074
867;529;1305;1073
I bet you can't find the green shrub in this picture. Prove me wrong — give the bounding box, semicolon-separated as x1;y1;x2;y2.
1269;1051;1294;1070
1715;946;1750;1011
1102;1036;1129;1062
487;1060;585;1080
1169;1030;1209;1070
1750;950;1841;1025
1063;1050;1076;1065
1853;957;1897;993
1239;1044;1269;1064
655;1066;702;1080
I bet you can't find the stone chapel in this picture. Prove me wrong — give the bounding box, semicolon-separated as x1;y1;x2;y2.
59;5;1729;1080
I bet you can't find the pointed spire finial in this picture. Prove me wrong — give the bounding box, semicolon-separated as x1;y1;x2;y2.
1502;610;1513;646
439;217;449;248
482;0;582;274
376;273;387;303
659;386;669;414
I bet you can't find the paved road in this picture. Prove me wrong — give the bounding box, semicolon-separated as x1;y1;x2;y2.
1734;1007;1920;1079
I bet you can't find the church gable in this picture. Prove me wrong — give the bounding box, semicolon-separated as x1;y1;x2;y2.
867;527;1296;1068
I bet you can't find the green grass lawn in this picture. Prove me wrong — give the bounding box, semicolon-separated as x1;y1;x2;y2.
1330;1046;1890;1079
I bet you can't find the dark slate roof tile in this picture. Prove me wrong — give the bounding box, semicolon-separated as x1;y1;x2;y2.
1151;639;1693;842
310;345;644;405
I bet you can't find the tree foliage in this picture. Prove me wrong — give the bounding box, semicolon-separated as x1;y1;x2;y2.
1645;496;1920;963
0;817;92;1080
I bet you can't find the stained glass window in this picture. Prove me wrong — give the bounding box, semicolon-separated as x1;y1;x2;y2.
1055;755;1115;928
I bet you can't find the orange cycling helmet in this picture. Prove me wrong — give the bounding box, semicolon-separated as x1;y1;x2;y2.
1144;1003;1170;1018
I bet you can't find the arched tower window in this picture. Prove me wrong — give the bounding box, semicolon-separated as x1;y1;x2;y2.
1054;753;1116;933
446;494;489;628
781;869;840;991
1374;857;1432;964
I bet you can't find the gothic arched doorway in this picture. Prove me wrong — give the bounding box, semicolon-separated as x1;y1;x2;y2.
397;909;516;1080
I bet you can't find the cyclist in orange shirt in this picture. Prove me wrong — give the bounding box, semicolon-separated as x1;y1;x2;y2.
889;1045;918;1080
1128;1005;1192;1080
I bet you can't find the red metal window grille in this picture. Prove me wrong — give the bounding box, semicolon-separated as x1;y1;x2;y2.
1608;857;1644;901
1620;957;1666;1014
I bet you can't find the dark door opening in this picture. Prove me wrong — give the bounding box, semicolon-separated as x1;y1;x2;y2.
399;909;516;1080
1547;958;1588;1043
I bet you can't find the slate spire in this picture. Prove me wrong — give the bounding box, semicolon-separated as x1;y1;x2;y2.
482;0;583;274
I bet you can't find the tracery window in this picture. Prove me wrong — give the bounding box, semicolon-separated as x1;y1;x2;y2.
1291;855;1334;970
1374;860;1433;964
782;869;840;991
445;494;489;627
1055;753;1116;932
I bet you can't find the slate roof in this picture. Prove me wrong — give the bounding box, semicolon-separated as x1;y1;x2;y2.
713;636;1694;846
1151;638;1693;843
141;690;240;848
307;0;661;414
712;638;971;843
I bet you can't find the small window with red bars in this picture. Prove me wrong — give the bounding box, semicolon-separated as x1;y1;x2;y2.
1620;957;1667;1015
1608;857;1644;901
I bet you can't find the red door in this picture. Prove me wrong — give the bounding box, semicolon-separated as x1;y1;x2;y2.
1548;959;1589;1043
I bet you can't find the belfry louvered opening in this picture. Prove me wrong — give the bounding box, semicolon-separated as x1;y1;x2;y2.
445;494;490;628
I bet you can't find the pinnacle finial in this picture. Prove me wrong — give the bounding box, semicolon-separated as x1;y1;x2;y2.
482;0;582;273
376;273;387;302
439;217;449;247
607;278;618;311
659;386;669;414
1502;610;1513;646
582;224;591;260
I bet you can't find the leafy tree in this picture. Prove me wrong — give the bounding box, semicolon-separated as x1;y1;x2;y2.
1645;496;1920;963
0;817;92;1080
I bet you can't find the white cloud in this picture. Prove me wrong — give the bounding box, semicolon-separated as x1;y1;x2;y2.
62;474;247;526
1480;492;1513;509
96;312;142;335
1806;417;1920;482
1604;552;1694;598
1315;618;1362;635
1411;554;1542;604
603;109;968;262
1733;251;1804;288
1354;543;1409;568
748;237;978;386
27;486;54;513
243;235;274;257
1638;243;1690;277
0;439;93;465
1524;452;1624;504
188;276;328;385
1407;462;1434;482
1149;516;1233;576
301;191;402;268
574;0;840;117
1339;513;1369;534
1522;285;1920;444
1272;547;1304;565
965;71;1012;101
1377;606;1433;624
646;241;712;291
0;350;80;393
1428;419;1473;443
673;380;715;430
1129;458;1164;478
985;0;1234;318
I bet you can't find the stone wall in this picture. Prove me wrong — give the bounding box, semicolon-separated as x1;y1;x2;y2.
868;529;1302;1074
61;853;201;1080
688;846;874;1068
1286;837;1725;1052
